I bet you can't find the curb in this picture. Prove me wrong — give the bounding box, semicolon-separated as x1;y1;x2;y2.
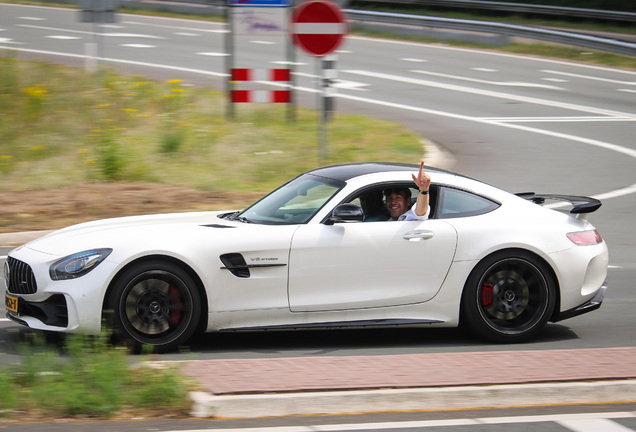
189;380;636;418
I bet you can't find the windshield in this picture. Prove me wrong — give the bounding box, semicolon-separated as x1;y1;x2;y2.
235;174;344;225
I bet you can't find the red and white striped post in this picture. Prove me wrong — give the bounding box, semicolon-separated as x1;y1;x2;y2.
230;68;292;103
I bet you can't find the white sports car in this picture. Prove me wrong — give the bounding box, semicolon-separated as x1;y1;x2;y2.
4;163;608;351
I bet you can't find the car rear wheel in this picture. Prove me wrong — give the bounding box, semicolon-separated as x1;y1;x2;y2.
462;251;556;343
109;261;200;352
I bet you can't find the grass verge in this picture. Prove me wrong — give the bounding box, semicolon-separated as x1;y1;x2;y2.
0;52;425;193
0;334;193;421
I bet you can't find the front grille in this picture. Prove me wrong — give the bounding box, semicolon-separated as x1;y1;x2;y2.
6;257;38;295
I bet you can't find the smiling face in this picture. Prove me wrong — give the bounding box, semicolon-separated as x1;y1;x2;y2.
385;189;411;220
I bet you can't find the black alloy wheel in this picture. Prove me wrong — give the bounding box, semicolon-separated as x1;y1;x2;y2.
110;261;201;352
462;251;556;343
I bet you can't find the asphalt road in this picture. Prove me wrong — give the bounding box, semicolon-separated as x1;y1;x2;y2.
1;3;635;357
4;403;636;432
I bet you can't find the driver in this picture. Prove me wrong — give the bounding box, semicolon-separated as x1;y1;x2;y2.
385;161;431;221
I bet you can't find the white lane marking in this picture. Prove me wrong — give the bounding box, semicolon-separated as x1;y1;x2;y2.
122;20;227;33
16;24;164;39
162;412;636;432
175;32;199;36
17;23;91;35
351;34;636;77
347;69;636;119
412;69;563;89
619;89;636;94
46;35;80;40
592;183;636;200
102;33;164;39
332;80;370;90
120;44;156;48
337;90;636;163
401;57;427;63
545;183;636;210
0;46;227;77
472;67;497;72
542;69;636;85
271;60;307;66
543;77;569;83
479;411;636;424
18;16;45;21
557;418;635;432
478;116;635;123
293;72;368;90
197;52;229;57
250;40;277;45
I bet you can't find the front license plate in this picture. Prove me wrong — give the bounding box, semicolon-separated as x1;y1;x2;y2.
5;293;19;314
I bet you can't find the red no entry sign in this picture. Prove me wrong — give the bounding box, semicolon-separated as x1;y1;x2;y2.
290;0;348;57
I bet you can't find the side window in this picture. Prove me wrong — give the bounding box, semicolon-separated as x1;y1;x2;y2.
350;187;390;222
345;184;428;222
437;187;499;219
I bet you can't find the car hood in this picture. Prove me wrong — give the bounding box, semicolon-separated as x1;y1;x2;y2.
22;211;237;256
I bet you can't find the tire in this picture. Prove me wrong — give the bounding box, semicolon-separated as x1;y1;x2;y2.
109;260;201;352
462;251;556;343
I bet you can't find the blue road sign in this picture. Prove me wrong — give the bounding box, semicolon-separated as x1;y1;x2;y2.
229;0;290;6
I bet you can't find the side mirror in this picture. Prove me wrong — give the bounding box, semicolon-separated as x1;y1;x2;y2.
326;204;364;225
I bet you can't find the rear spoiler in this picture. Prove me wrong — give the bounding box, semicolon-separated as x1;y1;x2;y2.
516;193;602;215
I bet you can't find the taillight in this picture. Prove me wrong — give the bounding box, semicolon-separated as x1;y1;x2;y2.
567;230;602;246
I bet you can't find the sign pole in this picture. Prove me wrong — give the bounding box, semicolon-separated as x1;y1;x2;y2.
287;5;296;123
317;58;327;163
289;0;348;164
225;4;235;121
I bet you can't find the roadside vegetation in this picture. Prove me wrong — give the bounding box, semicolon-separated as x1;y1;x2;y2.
0;333;193;421
0;53;424;193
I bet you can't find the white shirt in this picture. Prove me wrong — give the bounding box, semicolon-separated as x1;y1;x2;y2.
398;204;430;221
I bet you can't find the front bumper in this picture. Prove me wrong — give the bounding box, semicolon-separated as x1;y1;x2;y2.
552;281;608;323
6;292;68;328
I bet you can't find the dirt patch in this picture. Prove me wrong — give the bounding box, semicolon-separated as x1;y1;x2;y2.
0;183;261;233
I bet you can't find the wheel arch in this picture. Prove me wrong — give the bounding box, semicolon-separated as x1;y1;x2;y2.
459;247;561;326
101;254;209;331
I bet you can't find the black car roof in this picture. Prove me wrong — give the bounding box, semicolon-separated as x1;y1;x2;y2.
305;162;451;182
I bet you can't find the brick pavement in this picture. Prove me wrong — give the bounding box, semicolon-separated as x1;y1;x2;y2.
181;347;636;395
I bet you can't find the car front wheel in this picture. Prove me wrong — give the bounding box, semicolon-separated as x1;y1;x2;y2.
462;251;556;343
109;261;201;352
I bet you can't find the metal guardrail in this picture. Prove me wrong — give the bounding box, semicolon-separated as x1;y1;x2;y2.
345;9;636;57
356;0;636;23
80;0;636;57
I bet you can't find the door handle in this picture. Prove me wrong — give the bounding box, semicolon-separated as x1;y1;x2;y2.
403;230;434;241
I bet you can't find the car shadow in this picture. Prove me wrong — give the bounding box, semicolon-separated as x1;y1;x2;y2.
0;322;581;360
181;322;581;357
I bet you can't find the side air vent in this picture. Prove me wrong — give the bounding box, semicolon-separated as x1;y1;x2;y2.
202;224;236;229
219;253;287;278
219;253;250;278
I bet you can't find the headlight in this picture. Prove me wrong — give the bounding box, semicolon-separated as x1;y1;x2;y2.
49;248;113;281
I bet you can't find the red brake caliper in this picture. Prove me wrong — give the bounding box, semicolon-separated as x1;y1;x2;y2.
169;284;182;326
481;282;494;309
